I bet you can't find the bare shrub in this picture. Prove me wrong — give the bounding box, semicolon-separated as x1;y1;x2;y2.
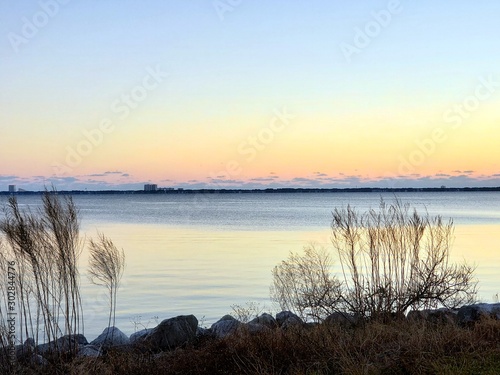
271;199;477;321
331;199;477;319
230;302;266;323
270;244;342;321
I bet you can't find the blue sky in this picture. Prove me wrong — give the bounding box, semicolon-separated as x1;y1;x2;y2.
1;0;499;190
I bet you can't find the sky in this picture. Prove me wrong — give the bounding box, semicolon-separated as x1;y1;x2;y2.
1;0;500;191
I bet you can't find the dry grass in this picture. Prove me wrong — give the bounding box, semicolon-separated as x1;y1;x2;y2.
5;317;500;374
0;192;83;355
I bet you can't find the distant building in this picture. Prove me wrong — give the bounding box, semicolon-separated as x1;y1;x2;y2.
8;185;16;193
144;184;158;191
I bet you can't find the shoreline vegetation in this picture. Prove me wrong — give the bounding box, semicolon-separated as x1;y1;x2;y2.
1;193;499;373
3;307;500;374
1;186;500;195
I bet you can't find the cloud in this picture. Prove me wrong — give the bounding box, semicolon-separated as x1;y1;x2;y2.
291;177;314;183
4;169;500;193
209;178;245;185
250;177;279;182
87;171;126;177
0;175;20;181
453;170;474;175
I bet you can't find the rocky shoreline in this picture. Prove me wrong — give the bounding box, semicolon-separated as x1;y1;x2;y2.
12;303;500;366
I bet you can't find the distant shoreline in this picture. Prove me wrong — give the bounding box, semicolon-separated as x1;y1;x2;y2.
1;187;499;195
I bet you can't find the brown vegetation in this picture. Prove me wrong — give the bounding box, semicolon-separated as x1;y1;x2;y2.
272;199;477;322
5;317;500;374
0;192;83;355
88;233;125;335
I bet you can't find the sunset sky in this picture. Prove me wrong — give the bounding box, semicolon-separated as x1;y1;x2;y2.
1;0;499;190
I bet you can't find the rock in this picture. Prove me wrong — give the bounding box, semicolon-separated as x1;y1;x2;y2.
276;311;303;327
15;338;36;358
281;317;304;330
24;338;36;349
90;327;129;348
407;308;457;324
211;315;242;338
324;312;359;327
37;334;88;354
249;313;278;328
245;322;270;334
15;344;29;359
141;315;198;350
78;345;101;358
196;326;212;338
29;354;48;366
304;322;319;330
129;328;152;344
457;303;500;325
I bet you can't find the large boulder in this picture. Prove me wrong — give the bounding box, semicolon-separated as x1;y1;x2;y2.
245;313;277;334
457;303;500;325
90;327;129;348
15;338;36;359
36;334;88;354
196;326;212;338
245;322;270;334
210;315;242;339
129;328;152;345
78;345;101;358
29;354;48;366
324;312;359;327
407;308;457;324
141;315;198;350
276;311;303;329
249;313;278;328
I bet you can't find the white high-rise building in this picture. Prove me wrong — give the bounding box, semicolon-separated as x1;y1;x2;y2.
8;185;16;193
144;184;158;191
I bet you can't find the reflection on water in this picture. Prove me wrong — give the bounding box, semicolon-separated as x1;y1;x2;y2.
79;222;500;340
80;224;327;339
2;192;499;340
452;225;500;302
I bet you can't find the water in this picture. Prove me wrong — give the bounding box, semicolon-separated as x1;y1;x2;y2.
2;192;499;340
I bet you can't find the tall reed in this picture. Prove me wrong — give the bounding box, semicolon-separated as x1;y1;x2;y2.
0;191;83;356
88;233;125;339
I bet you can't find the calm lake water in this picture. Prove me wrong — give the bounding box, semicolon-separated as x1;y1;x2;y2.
3;192;500;340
